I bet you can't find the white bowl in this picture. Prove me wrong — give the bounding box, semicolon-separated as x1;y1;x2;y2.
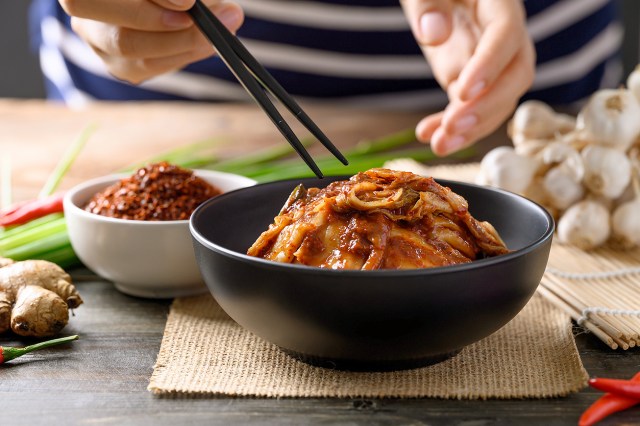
64;169;256;298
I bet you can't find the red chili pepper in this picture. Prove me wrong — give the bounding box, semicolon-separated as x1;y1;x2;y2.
0;192;66;227
589;377;640;399
0;335;78;364
580;372;640;426
0;200;29;218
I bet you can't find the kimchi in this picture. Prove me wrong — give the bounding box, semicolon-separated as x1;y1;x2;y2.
248;168;509;270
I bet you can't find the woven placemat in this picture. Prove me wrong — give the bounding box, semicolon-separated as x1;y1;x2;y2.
148;293;587;398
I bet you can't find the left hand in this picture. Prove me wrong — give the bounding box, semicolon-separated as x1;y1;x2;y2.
401;0;536;156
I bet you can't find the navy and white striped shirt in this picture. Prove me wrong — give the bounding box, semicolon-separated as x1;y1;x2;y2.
29;0;623;109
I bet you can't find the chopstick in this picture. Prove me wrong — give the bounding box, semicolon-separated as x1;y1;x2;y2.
188;0;349;178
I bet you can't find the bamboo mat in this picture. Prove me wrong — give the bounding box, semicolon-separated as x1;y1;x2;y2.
541;245;640;350
386;160;640;350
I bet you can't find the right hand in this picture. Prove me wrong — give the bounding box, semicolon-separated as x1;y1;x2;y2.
401;0;535;156
58;0;244;84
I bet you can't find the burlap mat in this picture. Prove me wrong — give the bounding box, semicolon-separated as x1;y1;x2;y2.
148;292;587;398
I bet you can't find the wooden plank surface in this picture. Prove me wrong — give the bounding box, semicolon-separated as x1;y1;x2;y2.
0;100;638;425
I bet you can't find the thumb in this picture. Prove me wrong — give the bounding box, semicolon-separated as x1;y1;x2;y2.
400;0;453;46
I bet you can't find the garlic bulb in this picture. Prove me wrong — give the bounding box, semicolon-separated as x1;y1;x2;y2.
611;165;640;248
554;113;577;134
513;138;551;157
478;146;539;194
626;65;640;102
509;100;559;142
557;200;611;250
509;102;579;156
576;88;640;151
582;145;632;199
523;176;549;205
540;141;584;182
611;198;640;248
543;166;584;211
522;177;559;220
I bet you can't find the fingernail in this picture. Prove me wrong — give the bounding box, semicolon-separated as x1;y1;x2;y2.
163;11;192;28
419;12;447;44
465;81;486;99
442;135;466;155
453;114;477;134
217;6;243;29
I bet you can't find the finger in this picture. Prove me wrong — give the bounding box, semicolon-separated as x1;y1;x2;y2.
95;44;215;84
441;40;535;134
400;0;454;46
72;19;207;59
419;6;479;90
72;3;242;59
432;100;514;156
60;0;193;31
415;111;444;143
453;0;532;102
61;0;239;31
429;126;461;156
431;44;535;155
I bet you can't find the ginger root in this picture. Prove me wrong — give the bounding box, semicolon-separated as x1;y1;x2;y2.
0;258;82;337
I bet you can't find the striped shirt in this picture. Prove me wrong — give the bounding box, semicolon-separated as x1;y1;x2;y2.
29;0;623;110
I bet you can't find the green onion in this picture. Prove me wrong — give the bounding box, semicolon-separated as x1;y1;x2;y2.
32;245;79;269
207;137;315;173
248;147;475;182
347;128;417;156
3;230;70;260
39;123;97;198
0;216;67;253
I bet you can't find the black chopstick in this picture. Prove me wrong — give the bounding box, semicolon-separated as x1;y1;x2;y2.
188;0;349;178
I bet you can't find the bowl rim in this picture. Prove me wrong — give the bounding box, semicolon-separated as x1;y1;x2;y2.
63;169;256;226
189;176;555;277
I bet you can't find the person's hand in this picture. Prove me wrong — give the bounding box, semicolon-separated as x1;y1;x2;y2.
58;0;244;84
401;0;535;156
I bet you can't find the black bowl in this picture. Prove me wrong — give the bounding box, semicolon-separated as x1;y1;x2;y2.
190;176;554;371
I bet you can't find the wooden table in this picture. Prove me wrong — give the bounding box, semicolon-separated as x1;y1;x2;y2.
1;100;638;425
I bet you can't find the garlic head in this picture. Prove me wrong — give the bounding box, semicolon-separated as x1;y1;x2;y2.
557;200;611;250
513;138;551;157
508;102;578;157
576;88;640;151
542;166;585;211
479;146;539;194
554;113;577;135
509;100;559;141
581;145;632;199
626;64;640;102
611;198;640;248
540;141;584;182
